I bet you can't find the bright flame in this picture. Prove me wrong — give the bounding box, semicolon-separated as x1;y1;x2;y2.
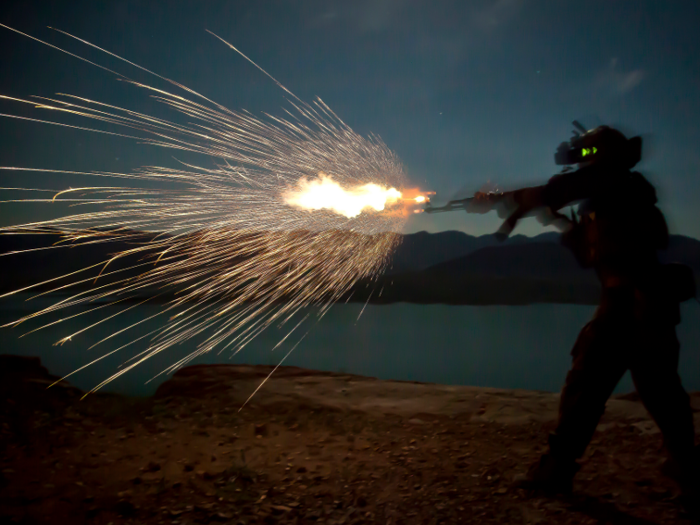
414;195;426;203
283;173;402;218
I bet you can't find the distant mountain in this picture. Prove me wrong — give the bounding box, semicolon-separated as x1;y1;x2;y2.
389;230;700;276
387;230;560;273
1;229;699;306
663;235;700;269
354;232;700;306
0;229;164;294
358;240;601;306
425;242;586;279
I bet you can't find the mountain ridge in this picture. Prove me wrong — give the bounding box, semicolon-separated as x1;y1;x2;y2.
1;230;698;305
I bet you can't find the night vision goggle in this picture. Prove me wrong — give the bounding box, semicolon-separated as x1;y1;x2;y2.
554;121;599;165
554;121;642;167
555;144;599;165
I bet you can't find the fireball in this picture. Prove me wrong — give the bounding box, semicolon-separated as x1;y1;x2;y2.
283;173;403;218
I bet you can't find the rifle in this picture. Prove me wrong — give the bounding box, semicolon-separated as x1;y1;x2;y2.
422;190;505;215
424;186;562;241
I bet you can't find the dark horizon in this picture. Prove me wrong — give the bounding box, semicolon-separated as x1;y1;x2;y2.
2;227;698;307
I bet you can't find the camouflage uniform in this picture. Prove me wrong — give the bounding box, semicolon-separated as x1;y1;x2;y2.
513;164;697;490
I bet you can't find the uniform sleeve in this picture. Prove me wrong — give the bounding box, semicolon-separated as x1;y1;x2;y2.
542;165;607;212
495;166;611;240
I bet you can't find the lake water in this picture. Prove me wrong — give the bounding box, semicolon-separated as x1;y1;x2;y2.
2;295;699;397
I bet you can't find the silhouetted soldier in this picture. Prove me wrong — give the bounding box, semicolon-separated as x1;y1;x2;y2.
478;123;698;511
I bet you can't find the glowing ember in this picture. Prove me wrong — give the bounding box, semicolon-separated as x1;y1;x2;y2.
0;24;414;400
0;24;436;405
283;173;402;218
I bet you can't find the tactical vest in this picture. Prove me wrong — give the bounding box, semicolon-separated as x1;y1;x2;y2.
560;170;694;323
560;171;668;272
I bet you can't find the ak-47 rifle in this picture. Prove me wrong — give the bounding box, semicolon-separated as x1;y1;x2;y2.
424;186;563;241
422;190;506;215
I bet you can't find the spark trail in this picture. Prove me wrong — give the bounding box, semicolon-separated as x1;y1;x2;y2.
0;26;424;399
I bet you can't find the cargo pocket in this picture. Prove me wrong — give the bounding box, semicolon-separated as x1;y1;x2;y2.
570;320;596;359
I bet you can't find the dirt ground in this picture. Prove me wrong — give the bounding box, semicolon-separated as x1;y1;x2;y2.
1;355;699;525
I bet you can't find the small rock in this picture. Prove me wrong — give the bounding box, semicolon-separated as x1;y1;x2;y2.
114;500;137;517
254;423;268;436
145;461;161;472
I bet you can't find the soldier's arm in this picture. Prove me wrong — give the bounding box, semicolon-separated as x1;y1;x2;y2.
495;166;607;239
541;165;608;212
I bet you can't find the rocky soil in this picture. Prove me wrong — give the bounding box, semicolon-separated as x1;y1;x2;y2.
1;355;699;524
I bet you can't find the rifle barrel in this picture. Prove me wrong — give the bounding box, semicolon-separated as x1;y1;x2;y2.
423;197;474;214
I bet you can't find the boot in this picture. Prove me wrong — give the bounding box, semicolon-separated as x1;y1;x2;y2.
677;489;700;522
663;446;700;520
513;453;581;494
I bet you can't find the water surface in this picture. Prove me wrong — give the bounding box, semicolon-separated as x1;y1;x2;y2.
2;295;699;398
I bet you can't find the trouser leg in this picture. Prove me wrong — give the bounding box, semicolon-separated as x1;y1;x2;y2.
515;318;628;492
550;319;628;461
631;326;696;475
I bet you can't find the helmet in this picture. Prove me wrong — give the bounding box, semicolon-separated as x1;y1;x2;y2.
554;121;642;168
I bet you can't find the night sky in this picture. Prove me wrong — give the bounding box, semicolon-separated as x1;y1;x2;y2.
1;0;699;238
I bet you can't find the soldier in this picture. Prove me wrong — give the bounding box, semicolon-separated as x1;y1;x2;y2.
482;123;698;511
